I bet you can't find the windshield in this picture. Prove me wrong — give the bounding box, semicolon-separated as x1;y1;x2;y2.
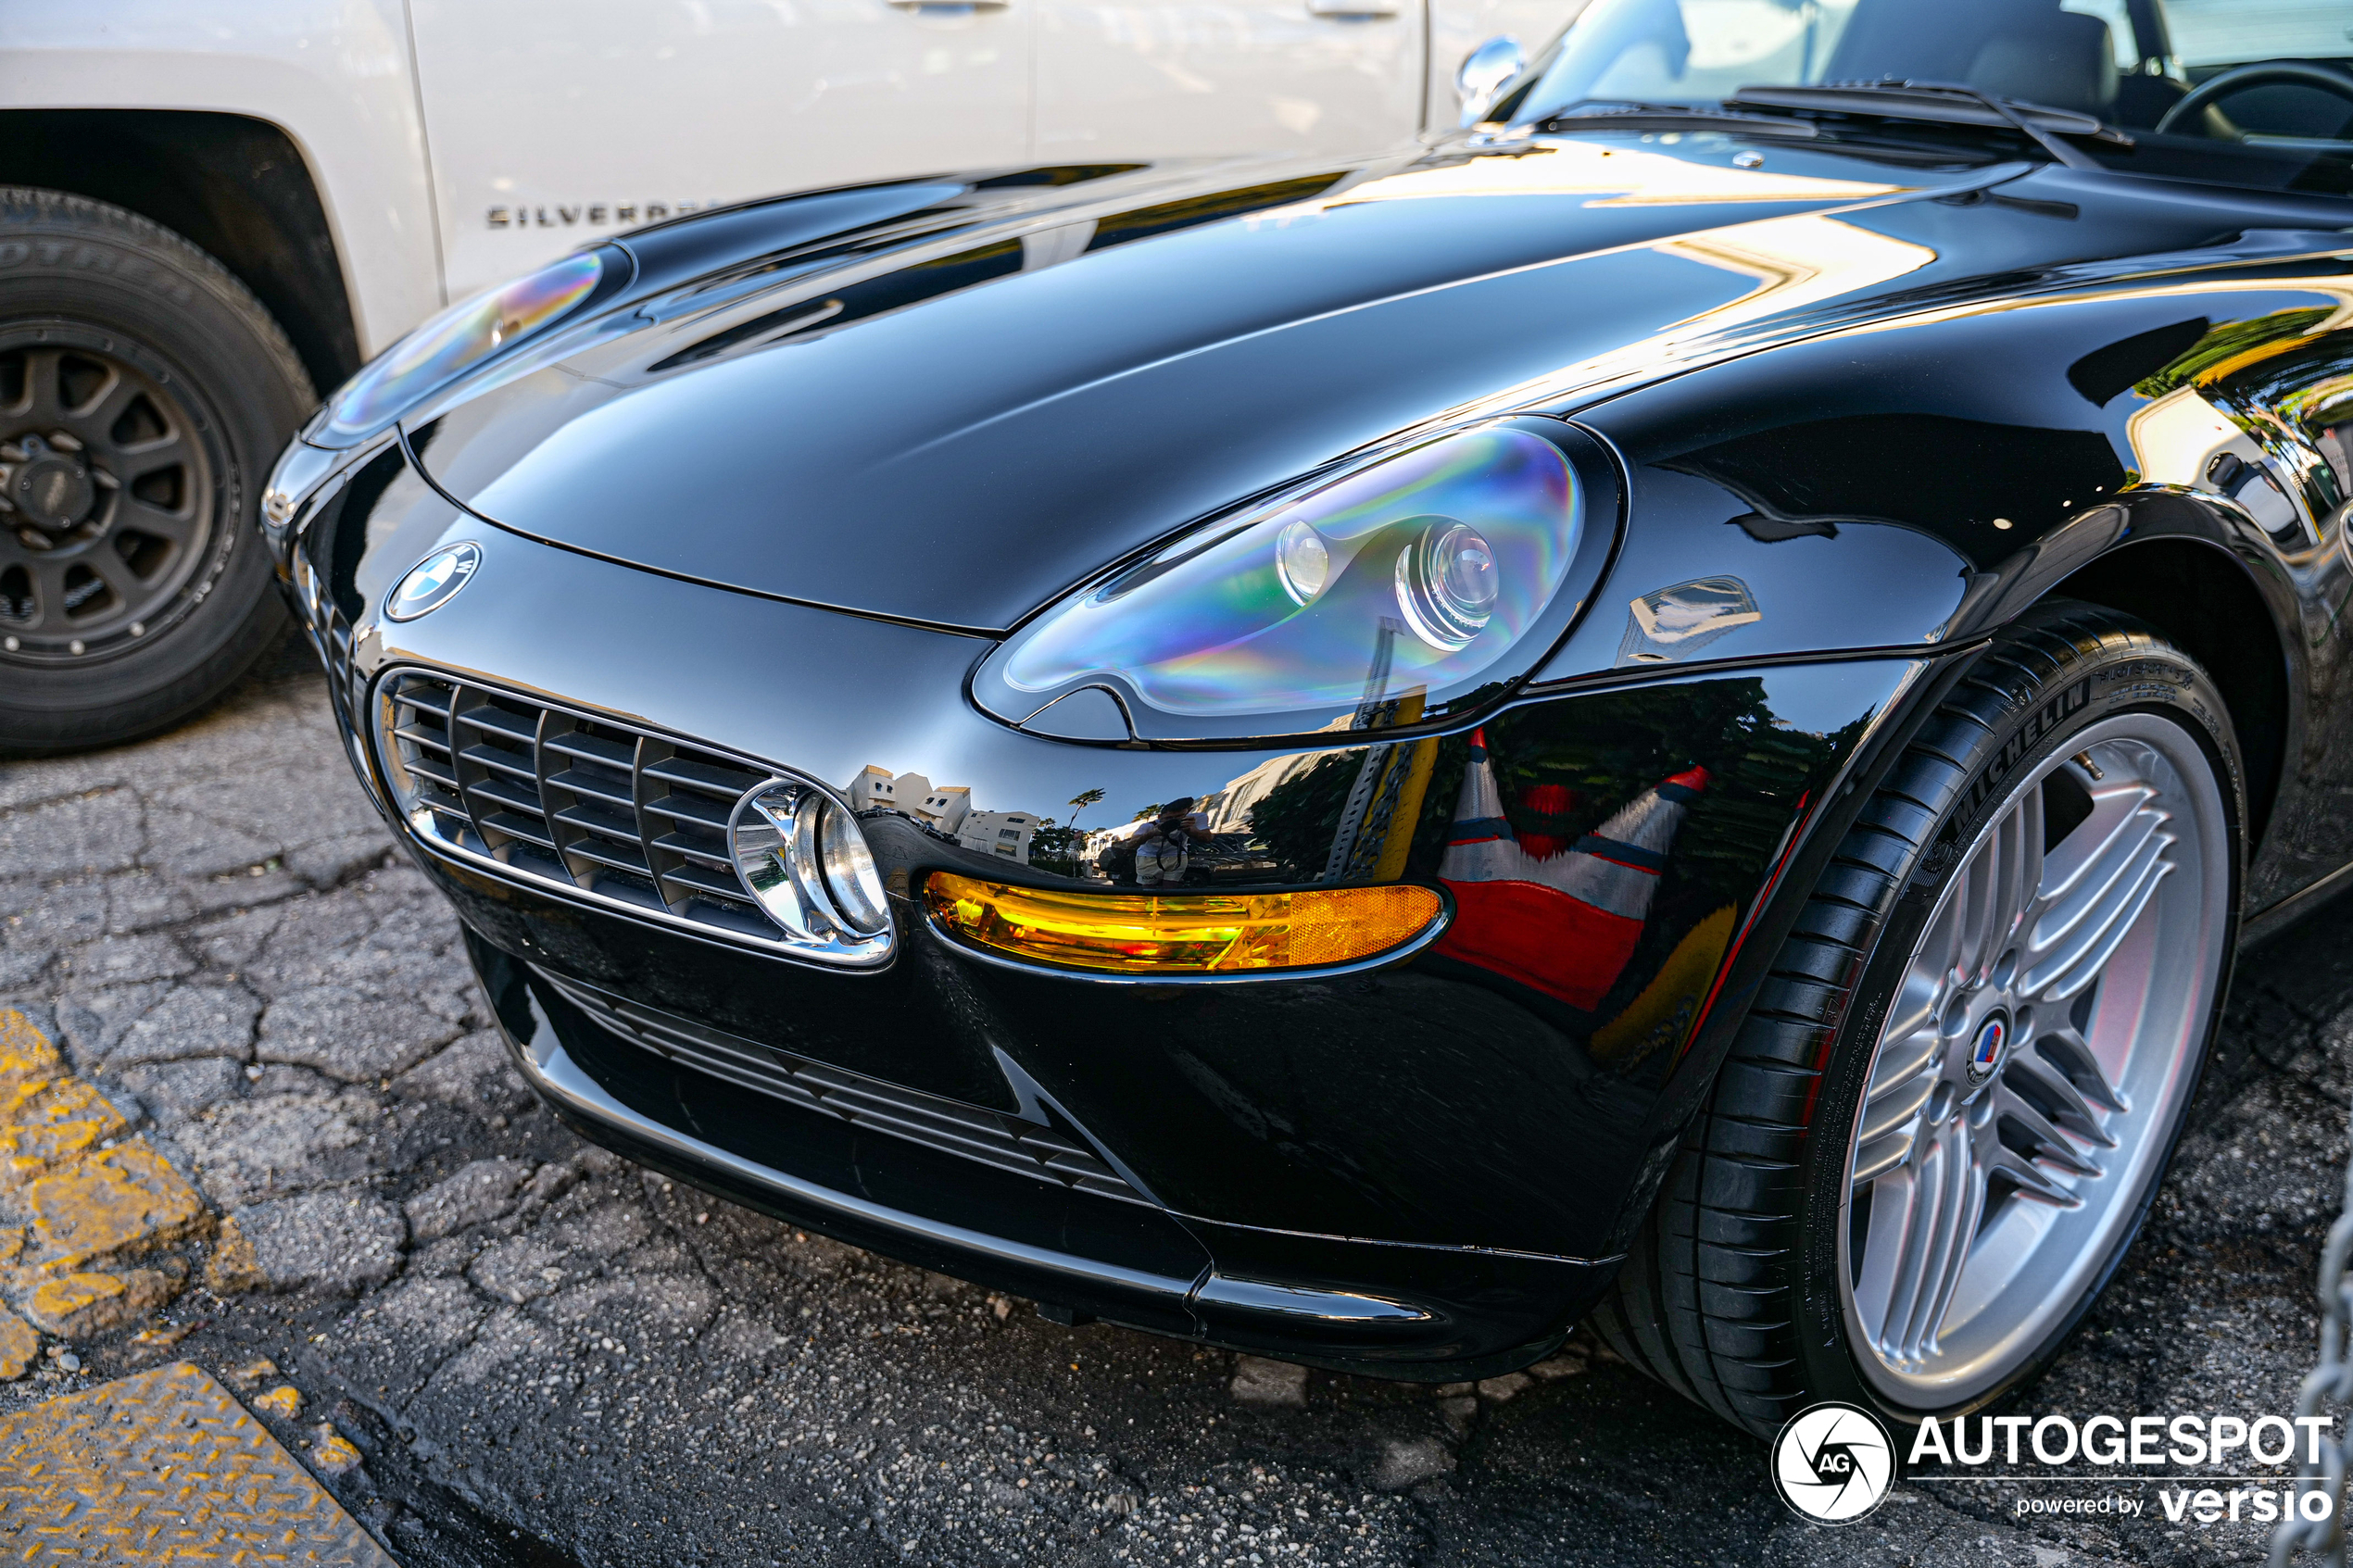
1505;0;2353;191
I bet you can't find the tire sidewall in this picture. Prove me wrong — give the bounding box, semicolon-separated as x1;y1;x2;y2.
0;198;308;748
1789;616;2246;1434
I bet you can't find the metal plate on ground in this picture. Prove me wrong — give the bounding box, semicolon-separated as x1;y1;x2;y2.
0;1361;394;1564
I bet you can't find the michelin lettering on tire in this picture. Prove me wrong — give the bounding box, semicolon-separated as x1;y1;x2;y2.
1771;1401;1894;1524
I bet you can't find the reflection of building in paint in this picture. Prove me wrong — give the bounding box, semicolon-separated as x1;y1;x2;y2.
848;766;1033;863
1203;752;1324;833
851;764;909;811
913;785;971;834
1435;728;1705;1010
957;809;1036;862
2127;386;2310;548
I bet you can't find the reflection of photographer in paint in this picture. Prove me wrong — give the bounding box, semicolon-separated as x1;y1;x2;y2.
1097;798;1202;886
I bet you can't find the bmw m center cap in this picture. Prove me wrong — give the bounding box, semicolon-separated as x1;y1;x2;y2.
387;542;481;621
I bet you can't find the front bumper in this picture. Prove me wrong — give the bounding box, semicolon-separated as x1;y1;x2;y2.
472;929;1602;1375
282;439;1926;1378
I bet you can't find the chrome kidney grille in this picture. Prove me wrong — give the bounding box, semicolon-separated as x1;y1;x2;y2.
375;670;804;951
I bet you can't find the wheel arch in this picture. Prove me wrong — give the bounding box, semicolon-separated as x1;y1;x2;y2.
0;108;359;396
2042;534;2291;849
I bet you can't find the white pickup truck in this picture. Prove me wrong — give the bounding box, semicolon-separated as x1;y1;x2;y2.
0;0;1570;751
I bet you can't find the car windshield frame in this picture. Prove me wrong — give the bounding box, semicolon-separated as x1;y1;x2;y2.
1498;0;2353;195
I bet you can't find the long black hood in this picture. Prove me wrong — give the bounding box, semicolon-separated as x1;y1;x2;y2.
402;142;2244;633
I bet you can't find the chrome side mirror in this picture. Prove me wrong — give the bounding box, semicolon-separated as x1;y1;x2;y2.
1456;35;1525;127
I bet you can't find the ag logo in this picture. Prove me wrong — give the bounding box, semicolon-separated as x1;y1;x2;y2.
387;542;481;621
1770;1401;1894;1524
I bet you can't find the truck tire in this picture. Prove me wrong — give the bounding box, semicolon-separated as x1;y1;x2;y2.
0;187;315;754
1593;603;2241;1439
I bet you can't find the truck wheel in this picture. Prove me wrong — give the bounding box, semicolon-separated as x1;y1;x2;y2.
0;187;315;754
1593;603;2240;1438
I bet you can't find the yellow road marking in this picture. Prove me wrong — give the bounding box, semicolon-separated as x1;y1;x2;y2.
0;1361;394;1564
0;1012;218;1344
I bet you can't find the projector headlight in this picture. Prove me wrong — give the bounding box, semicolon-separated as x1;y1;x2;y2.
973;417;1617;743
317;248;621;443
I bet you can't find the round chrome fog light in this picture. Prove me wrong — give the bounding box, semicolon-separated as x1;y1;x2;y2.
729;783;893;945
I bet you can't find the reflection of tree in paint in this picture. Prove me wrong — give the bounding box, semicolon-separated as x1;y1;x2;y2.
1249;752;1363;883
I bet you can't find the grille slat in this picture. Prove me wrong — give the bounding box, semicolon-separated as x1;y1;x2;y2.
552;798;640;841
645;792;734;829
401;754;460;793
397;684;451;721
653;834;738;872
375;669;839;952
549;767;636;810
544;730;636;769
459;744;540;785
476;810;557;850
536;967;1149;1206
565;834;654;876
644;756;765;797
660;860;749;898
455;702;538;743
465;773;547;819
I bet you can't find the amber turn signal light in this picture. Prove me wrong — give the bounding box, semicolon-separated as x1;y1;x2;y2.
923;872;1446;977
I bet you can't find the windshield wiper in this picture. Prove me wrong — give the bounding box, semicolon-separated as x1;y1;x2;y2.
1727;81;2130;169
1537;98;1820;139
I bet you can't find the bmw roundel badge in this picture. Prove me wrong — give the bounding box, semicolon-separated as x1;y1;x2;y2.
387;542;481;621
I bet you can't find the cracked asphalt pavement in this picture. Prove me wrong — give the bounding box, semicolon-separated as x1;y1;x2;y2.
3;642;2350;1568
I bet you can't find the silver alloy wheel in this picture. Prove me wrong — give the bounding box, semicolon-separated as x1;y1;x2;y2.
1838;711;2230;1407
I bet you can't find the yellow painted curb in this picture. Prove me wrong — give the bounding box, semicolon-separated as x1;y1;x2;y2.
0;1012;225;1358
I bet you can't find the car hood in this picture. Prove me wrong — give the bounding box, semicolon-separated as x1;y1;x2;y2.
403;142;2210;633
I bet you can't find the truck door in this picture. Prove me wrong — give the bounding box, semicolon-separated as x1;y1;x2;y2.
407;0;1033;302
1031;0;1423;162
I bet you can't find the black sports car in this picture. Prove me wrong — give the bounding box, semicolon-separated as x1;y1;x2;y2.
265;0;2353;1440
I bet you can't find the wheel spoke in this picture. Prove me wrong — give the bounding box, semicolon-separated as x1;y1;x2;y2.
2023;828;2173;1002
1891;1118;1981;1361
116;431;191;470
1869;1024;1940;1097
2036;1023;2129;1114
15;349;64;423
1875;1120;1951;1356
1984;1140;2084;1207
1880;968;1942;1048
1857;1057;1936;1147
1852;1128;1915;1186
1954;838;2002;986
2001;1045;2117;1145
1994;784;2044;953
110;495;198;543
1851;1163;1917;1338
77;546;145;604
23;557;72;630
1992;1084;2104;1177
62;361;136;432
2030;784;2161;934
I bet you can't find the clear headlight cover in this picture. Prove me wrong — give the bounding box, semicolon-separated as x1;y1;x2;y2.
318;249;617;443
974;417;1617;742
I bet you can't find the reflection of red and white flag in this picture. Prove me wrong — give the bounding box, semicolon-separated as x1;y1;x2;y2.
1435;729;1706;1010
